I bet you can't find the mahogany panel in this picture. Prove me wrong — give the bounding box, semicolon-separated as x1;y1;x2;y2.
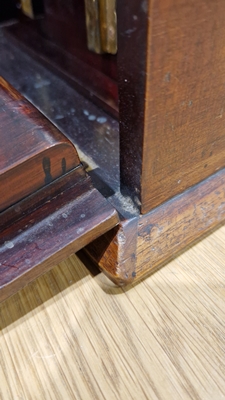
0;77;80;212
142;0;225;212
118;0;225;213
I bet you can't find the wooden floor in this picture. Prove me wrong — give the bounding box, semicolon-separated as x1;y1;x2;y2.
0;224;225;400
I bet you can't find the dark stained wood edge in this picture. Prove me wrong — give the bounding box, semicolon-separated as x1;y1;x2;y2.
85;217;138;285
117;1;149;207
84;167;225;285
0;165;85;231
0;175;119;302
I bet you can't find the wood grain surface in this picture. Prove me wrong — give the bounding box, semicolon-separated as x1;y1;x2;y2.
85;166;225;285
118;0;225;213
0;174;119;303
0;76;80;212
142;0;225;212
0;224;225;399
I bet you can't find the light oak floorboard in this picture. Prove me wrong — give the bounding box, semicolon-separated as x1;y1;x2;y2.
1;225;225;400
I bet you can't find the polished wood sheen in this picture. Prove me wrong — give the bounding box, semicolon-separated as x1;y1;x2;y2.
0;77;80;212
0;173;119;302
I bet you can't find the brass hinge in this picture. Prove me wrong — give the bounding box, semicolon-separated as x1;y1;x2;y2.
84;0;117;55
20;0;44;19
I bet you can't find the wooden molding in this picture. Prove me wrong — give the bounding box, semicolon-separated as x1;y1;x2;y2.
0;175;119;302
85;167;225;284
0;77;80;212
